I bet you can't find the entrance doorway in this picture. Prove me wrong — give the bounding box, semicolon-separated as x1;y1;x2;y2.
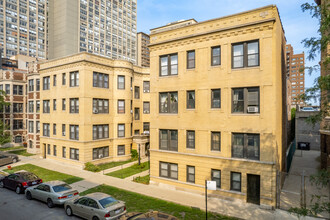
43;144;46;158
247;174;260;205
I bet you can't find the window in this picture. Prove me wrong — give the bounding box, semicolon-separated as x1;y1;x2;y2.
134;129;140;135
5;84;10;94
70;98;79;113
93;72;108;88
70;148;79;160
28;101;34;113
36;121;40;133
62;147;66;158
47;144;51;155
62;73;66;85
160;54;178;76
143;102;150;114
93;125;109;140
159;92;178;113
70;71;79;87
28;121;34;133
186;166;195;183
117;145;125;156
117;75;125;89
159;162;178;180
13;103;23;113
53;99;57;111
43;100;50;113
211;169;221;188
186;131;195;149
232;87;259;114
62;124;66;136
187;91;195;109
53;145;57;156
231;172;241;191
28;79;34;91
36;79;40;91
117;100;125;114
43;76;50;90
53;124;56;135
134;108;140;120
211;132;221;151
93;146;109;159
62;99;66;111
232;133;260;160
159;129;178;151
134;86;140;99
118;124;125;137
13;120;23;130
13;85;23;95
143;122;150;133
43;123;50;137
143;81;150;93
211;89;221;108
211;46;221;66
93;99;109;114
53;75;57;86
232;40;259;68
70;125;79;140
187;50;195;69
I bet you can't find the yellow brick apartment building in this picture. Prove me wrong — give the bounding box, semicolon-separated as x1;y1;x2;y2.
148;5;287;207
39;53;150;165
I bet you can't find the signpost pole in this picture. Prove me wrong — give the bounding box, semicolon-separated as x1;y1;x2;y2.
205;180;207;220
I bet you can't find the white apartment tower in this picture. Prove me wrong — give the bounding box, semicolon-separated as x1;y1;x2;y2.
48;0;137;63
0;0;47;59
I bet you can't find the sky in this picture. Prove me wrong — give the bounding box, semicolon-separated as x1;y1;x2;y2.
137;0;320;103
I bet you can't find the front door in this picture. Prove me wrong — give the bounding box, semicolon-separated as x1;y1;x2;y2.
247;174;260;205
43;144;46;158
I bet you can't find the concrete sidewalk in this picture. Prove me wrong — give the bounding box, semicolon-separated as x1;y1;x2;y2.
125;170;149;181
98;158;148;175
5;158;320;220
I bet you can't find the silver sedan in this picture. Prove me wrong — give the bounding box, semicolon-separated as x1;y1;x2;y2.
25;180;79;208
64;192;126;220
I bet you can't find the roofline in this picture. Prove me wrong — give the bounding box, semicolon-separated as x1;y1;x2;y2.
150;19;198;31
137;32;150;36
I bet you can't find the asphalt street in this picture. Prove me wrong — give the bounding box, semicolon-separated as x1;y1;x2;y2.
0;186;81;220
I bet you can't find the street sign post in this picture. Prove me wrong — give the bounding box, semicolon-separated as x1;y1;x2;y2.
205;180;216;220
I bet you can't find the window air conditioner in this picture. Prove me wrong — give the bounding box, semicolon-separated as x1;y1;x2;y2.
93;108;99;114
247;106;258;113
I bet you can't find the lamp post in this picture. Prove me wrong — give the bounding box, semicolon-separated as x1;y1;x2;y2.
138;144;141;165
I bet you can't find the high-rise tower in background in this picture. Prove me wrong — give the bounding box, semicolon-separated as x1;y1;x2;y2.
0;0;47;59
48;0;137;63
137;32;150;67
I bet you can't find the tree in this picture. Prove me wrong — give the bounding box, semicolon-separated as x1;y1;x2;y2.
0;90;11;145
299;1;330;128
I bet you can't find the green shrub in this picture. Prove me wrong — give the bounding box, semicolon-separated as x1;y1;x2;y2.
131;149;138;160
84;162;101;172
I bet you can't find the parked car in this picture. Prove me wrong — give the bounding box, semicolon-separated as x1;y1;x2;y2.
25;180;79;208
0;171;42;194
120;211;178;220
0;152;19;166
301;107;315;112
64;192;126;220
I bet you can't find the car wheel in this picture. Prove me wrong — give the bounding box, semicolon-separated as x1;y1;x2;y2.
0;181;4;188
92;216;99;220
15;186;21;194
12;158;18;163
66;206;73;216
26;191;32;200
47;198;54;208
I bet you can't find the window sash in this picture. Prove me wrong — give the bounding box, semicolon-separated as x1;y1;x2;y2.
118;124;125;137
211;132;221;151
143;102;150;113
232;41;259;68
159;92;178;114
186;131;195;149
134;86;140;99
143;81;150;92
231;172;241;191
118;76;125;89
187;91;195;109
117;145;125;155
159;54;178;76
187;50;195;69
134;108;140;120
186;166;195;183
211;46;221;66
117;100;125;114
159;129;178;151
211;169;221;188
232;133;260;160
211;89;221;108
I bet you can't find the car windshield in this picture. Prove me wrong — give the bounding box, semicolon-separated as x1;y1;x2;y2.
19;173;39;181
98;197;119;208
52;184;72;192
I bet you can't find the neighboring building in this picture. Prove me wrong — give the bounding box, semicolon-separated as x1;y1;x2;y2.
10;54;38;70
148;5;287;208
39;52;149;165
286;44;305;108
0;0;47;59
296;110;320;151
316;0;330;169
0;63;28;145
26;61;41;153
48;0;137;64
137;32;150;67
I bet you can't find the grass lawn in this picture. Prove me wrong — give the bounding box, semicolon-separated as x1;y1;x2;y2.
4;164;83;184
106;161;149;179
133;175;150;185
0;146;24;152
80;184;236;220
9;149;34;157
